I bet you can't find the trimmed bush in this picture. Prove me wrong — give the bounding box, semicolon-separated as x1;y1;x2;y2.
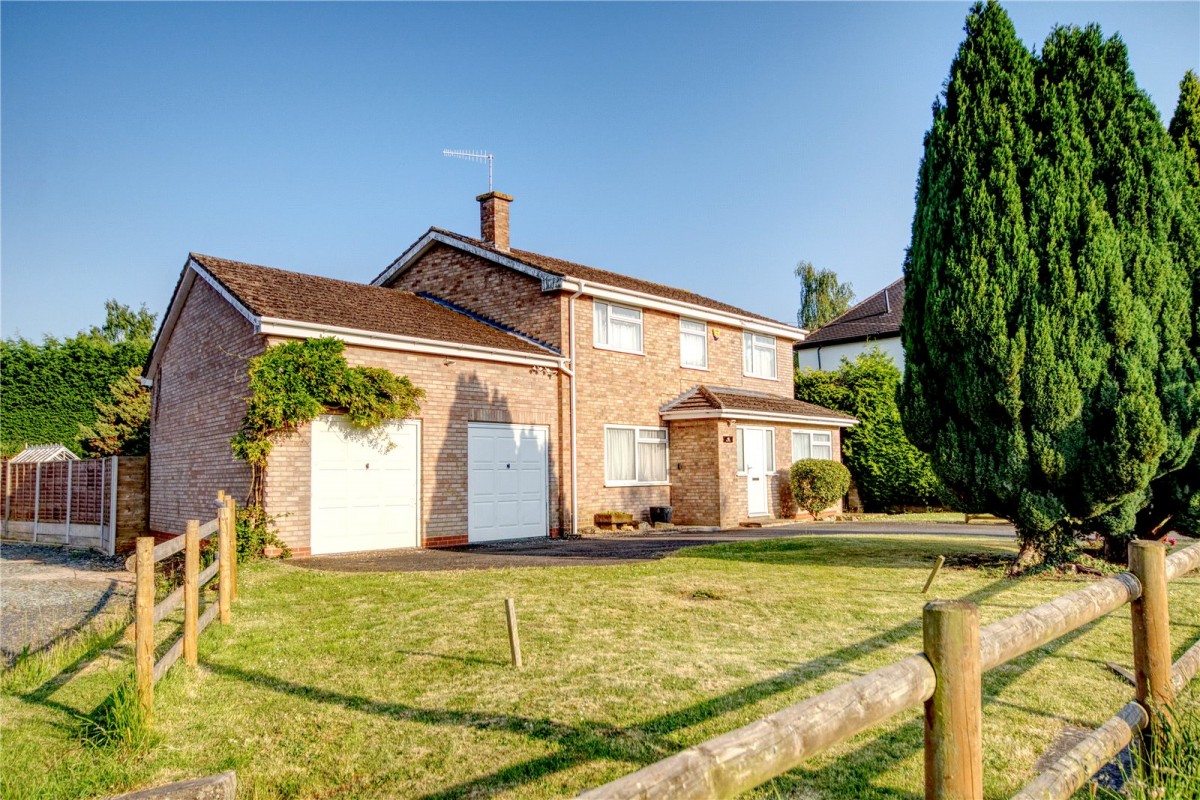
790;459;851;519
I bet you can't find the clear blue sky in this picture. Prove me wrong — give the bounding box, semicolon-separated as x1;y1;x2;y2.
3;2;1197;339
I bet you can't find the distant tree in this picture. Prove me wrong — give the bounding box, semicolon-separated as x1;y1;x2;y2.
795;350;942;510
795;261;854;330
900;2;1199;567
91;300;158;344
0;299;156;456
78;367;151;457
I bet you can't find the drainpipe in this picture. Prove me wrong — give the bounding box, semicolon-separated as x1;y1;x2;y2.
563;280;586;537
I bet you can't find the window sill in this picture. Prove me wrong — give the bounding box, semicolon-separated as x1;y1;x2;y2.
594;343;645;356
681;363;709;371
604;481;671;488
742;371;779;381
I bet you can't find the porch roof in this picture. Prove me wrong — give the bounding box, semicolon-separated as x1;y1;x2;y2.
660;386;857;427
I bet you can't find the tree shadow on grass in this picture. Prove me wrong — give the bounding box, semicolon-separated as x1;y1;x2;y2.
682;535;1020;572
200;574;1042;798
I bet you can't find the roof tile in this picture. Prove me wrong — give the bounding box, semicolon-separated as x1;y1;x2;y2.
190;253;556;357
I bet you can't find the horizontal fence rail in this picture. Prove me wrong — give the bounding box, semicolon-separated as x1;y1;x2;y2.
579;540;1200;800
135;493;238;722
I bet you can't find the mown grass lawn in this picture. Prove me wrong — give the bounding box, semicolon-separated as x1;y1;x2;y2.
3;533;1199;800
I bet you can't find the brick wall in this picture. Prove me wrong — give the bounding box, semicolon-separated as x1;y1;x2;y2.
149;277;261;535
667;419;722;524
573;299;797;526
384;244;564;349
264;340;563;555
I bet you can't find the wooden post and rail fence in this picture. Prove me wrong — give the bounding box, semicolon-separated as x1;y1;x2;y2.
132;494;238;721
578;539;1200;800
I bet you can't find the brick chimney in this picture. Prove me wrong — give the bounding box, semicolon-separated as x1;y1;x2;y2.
477;191;513;251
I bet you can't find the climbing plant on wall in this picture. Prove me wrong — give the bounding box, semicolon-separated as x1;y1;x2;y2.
231;337;425;507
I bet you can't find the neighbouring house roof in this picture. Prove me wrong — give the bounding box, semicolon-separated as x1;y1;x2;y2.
144;254;563;379
660;386;857;426
9;444;80;463
373;228;803;336
795;278;904;349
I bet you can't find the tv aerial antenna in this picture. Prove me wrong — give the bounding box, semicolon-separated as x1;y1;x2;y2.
442;149;494;192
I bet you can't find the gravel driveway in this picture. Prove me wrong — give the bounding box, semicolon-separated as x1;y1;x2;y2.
0;543;134;664
293;520;1016;573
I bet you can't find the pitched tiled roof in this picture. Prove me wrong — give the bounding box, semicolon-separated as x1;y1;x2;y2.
407;228;792;328
189;253;557;357
797;278;904;347
661;385;857;423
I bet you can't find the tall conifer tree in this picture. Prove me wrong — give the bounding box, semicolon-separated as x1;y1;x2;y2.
901;2;1199;564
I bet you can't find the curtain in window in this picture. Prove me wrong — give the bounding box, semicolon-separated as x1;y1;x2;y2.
609;305;642;351
605;428;636;482
792;431;812;461
637;429;669;482
680;320;706;367
743;334;754;373
595;302;610;346
754;339;776;378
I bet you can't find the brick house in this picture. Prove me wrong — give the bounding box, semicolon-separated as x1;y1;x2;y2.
145;192;854;556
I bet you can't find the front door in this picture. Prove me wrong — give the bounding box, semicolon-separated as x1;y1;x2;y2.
742;427;773;517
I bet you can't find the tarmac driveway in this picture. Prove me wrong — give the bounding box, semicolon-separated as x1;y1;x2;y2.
0;543;133;663
293;519;1016;573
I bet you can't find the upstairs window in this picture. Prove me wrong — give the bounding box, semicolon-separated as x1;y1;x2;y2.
594;301;643;354
792;430;833;461
680;318;707;369
605;426;669;485
743;332;777;379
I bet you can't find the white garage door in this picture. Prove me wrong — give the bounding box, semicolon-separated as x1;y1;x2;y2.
311;415;420;555
468;423;548;543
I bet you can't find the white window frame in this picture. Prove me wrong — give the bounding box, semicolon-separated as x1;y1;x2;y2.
736;426;776;476
594;300;644;355
604;424;670;487
743;332;778;380
679;317;708;370
791;429;834;462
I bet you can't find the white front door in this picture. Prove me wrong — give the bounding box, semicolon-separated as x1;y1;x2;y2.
468;423;549;543
310;415;420;555
742;427;773;517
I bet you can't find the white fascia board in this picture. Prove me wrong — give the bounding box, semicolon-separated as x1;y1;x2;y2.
372;231;559;288
258;318;564;369
660;408;858;427
559;279;806;341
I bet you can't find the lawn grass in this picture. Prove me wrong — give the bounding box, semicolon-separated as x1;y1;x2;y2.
3;533;1198;800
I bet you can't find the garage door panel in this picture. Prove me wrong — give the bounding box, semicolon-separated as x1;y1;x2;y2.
311;416;419;555
468;424;548;543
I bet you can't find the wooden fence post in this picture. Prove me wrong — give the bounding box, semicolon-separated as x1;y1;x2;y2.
1129;540;1174;734
923;600;982;800
32;463;41;543
135;536;155;720
923;556;946;595
184;520;200;667
218;502;232;625
227;497;238;603
505;598;523;669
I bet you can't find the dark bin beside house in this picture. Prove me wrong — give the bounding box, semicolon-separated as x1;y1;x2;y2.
649;506;673;525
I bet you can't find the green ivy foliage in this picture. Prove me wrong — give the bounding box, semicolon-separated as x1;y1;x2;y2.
231;338;425;504
900;2;1199;563
1;302;156;457
789;459;851;519
795;350;942;510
